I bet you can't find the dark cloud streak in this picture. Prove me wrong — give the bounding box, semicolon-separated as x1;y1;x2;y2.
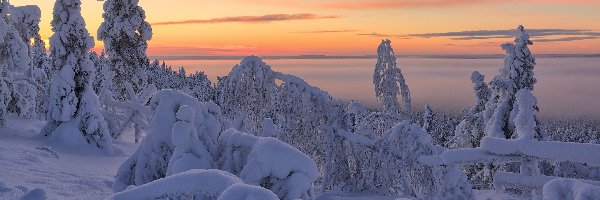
292;30;358;33
358;28;600;43
153;13;340;26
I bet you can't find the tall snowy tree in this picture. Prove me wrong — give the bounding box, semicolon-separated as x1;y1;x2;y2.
450;71;493;189
98;0;153;101
373;39;411;113
483;25;538;139
0;1;37;118
9;5;47;119
423;105;435;133
0;67;11;128
42;0;112;151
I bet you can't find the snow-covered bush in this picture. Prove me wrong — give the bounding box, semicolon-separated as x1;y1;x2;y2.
109;169;277;200
100;82;156;142
275;72;348;167
113;90;226;192
373;39;411;113
332;120;473;199
167;105;213;176
98;0;152;101
217;129;319;200
217;56;278;134
542;178;600;200
484;25;538;139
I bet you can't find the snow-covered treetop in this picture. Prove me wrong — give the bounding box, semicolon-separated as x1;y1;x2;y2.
469;71;490;115
484;25;537;139
0;0;30;74
98;0;152;99
9;5;41;42
497;25;536;91
49;0;94;70
97;0;152;64
373;39;411;113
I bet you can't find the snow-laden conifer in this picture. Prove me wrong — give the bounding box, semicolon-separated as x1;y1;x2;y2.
42;0;112;151
423;105;434;133
373;39;411;113
0;67;11;128
450;71;494;189
484;25;537;139
452;71;491;149
98;0;152;101
0;1;36;118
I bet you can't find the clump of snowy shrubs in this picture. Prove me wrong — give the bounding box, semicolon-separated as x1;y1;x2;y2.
114;90;319;200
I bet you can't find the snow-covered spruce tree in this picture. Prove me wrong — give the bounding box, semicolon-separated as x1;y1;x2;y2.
42;0;112;151
9;5;41;58
484;25;538;139
31;37;50;118
452;71;491;149
217;56;277;134
98;0;152;101
0;67;11;128
423;105;434;133
0;1;37;118
89;51;114;95
373;39;411;113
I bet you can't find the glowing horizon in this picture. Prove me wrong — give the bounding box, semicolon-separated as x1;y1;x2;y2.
13;0;600;56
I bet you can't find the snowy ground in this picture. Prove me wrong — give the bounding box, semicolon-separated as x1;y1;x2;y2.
0;117;518;200
0;118;139;200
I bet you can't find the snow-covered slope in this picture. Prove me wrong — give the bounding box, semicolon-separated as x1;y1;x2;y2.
0;118;138;200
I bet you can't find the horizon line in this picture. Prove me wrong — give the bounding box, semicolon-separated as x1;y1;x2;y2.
149;53;600;61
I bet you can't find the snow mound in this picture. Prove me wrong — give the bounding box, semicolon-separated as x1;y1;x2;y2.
0;181;47;200
217;183;278;200
543;178;600;200
217;129;319;200
109;169;275;200
480;136;600;165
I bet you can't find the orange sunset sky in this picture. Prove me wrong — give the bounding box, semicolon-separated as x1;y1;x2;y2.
13;0;600;56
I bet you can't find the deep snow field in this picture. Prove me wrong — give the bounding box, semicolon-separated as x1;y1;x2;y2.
0;117;519;200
